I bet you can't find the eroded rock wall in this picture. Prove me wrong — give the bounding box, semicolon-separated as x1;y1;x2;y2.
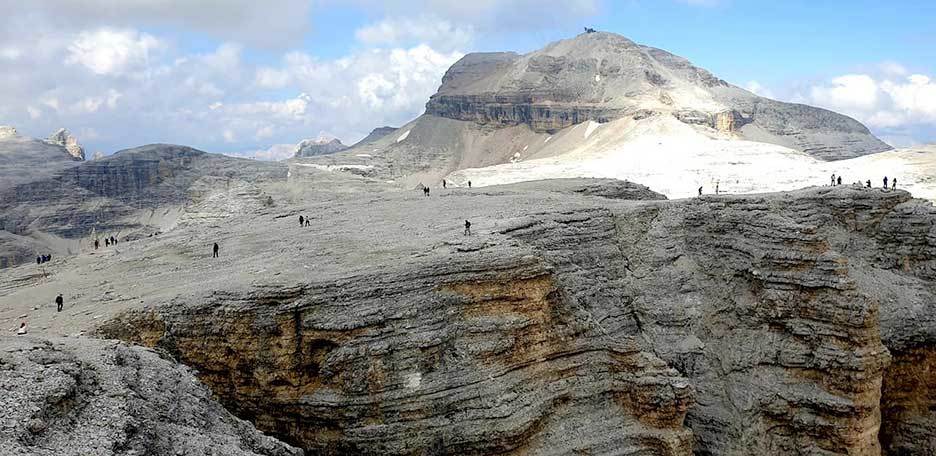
96;186;936;455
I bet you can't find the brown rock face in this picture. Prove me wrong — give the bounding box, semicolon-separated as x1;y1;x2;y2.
880;348;936;454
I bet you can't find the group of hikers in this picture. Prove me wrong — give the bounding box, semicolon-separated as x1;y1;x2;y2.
298;215;311;227
36;254;52;264
830;173;898;190
94;235;119;250
419;180;474;236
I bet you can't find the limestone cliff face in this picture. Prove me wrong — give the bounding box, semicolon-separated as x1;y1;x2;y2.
96;185;936;455
424;32;890;160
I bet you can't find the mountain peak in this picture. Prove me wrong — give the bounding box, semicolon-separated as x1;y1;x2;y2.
45;128;85;161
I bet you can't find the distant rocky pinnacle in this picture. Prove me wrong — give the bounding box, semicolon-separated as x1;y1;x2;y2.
425;31;891;160
351;126;398;147
0;125;17;139
45;128;85;161
294;137;348;158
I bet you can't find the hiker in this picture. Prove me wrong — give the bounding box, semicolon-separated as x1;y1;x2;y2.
866;180;871;188
716;181;720;195
468;181;472;188
443;180;447;189
305;217;310;227
111;236;116;245
299;215;304;227
425;187;431;197
837;176;842;186
105;238;110;247
831;174;836;186
55;294;63;312
36;256;41;265
213;243;219;258
464;220;471;236
892;178;897;190
884;176;889;189
94;239;99;250
698;186;703;196
46;254;51;262
16;322;27;335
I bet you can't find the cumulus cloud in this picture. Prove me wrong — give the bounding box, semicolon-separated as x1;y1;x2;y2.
355;15;475;51
805;71;936;130
744;80;775;99
66;28;164;76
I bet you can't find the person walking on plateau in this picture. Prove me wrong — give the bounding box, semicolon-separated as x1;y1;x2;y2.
443;179;447;189
831;174;836;186
299;215;304;227
55;293;63;312
468;180;472;188
884;176;889;189
837;176;842;186
464;220;471;236
866;180;871;188
212;243;219;258
94;239;99;250
892;178;897;190
698;186;703;196
305;217;310;227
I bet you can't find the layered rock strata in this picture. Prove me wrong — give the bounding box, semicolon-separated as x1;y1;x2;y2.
94;184;936;455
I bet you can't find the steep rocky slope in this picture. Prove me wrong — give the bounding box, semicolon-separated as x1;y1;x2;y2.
0;336;301;456
2;180;919;455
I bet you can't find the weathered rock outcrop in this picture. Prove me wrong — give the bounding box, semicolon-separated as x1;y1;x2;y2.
424;32;890;160
294;138;348;158
0;336;301;456
91;184;936;455
45;128;85;161
350;126;398;148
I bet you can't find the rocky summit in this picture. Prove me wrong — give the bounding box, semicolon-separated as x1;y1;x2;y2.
294;138;349;158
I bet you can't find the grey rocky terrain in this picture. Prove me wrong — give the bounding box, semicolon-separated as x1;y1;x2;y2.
2;174;935;455
0;142;286;269
0;336;301;456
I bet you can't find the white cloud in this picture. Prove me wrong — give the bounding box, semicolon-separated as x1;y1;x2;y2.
809;74;879;112
343;0;602;32
744;80;775;99
355;15;475;51
66;28;164;76
802;69;936;139
228;143;297;161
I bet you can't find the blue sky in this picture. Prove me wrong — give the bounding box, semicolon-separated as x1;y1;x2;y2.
1;0;934;159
